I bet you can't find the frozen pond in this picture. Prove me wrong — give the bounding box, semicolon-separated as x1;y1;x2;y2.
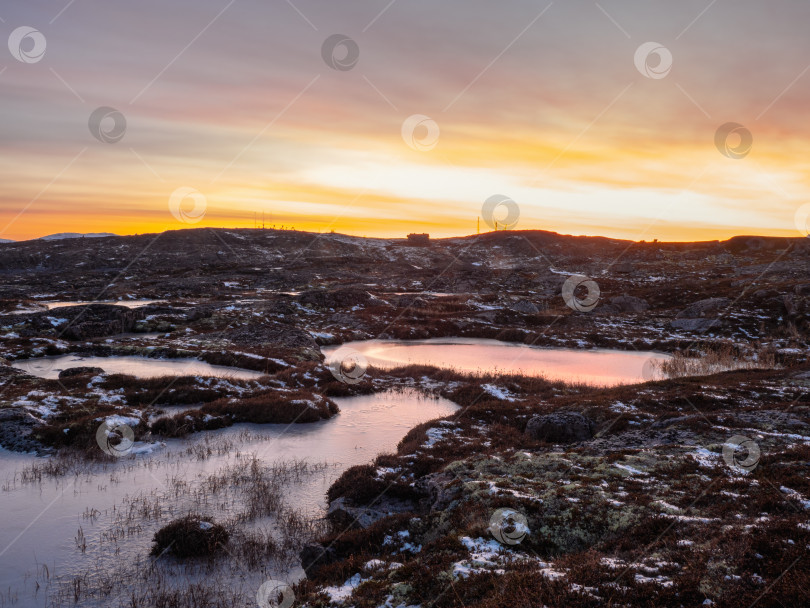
0;389;457;607
324;338;670;386
12;354;267;381
43;300;163;310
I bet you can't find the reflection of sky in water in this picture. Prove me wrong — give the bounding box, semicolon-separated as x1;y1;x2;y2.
326;338;671;387
13;354;266;380
0;390;457;606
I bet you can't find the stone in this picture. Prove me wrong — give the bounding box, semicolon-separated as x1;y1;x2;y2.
671;297;729;331
670;318;722;331
510;299;540;314
326;496;415;530
58;366;106;379
300;544;339;576
525;411;594;444
675;298;730;319
609;295;649;313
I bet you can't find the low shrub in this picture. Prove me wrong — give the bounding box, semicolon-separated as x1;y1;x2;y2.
150;515;229;558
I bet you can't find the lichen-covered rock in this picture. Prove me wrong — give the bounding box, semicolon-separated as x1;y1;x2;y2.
327;496;415;530
525;411;593;443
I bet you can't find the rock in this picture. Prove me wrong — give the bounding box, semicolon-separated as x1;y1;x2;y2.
414;471;463;511
223;321;319;351
510;299;540;314
393;295;428;309
326;496;414;530
609;295;649;313
300;544;339;576
794;284;810;296
670;318;722;331
0;408;40;453
525;411;594;444
675;297;730;319
58;366;106;379
298;288;372;309
671;297;729;331
150;516;229;558
19;304;143;340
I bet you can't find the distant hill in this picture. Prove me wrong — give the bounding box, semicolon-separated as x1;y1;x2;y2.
0;239;14;244
38;232;118;241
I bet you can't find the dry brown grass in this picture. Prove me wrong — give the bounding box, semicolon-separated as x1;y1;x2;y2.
653;343;778;379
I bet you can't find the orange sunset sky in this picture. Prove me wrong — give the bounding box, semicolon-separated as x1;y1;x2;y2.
2;0;810;242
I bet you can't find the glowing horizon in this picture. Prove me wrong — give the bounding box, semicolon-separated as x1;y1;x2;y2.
2;1;810;243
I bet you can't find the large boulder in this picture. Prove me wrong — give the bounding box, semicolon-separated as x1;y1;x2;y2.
300;544;339;576
326;496;414;530
675;297;730;319
608;295;649;313
0;408;40;453
298;288;372;309
510;299;541;314
58;366;106;379
525;411;594;444
671;297;729;331
20;304;142;340
223;321;319;351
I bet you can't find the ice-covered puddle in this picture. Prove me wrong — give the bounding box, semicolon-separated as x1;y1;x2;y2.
42;300;163;310
12;354;266;381
0;389;457;607
325;338;671;386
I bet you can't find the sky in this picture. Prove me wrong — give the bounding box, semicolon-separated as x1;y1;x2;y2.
1;0;810;242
